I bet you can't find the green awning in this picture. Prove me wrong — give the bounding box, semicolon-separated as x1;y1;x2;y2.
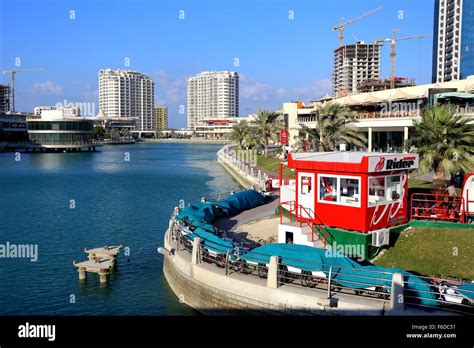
437;92;474;100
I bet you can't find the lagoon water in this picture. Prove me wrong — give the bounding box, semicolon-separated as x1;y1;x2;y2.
0;143;240;315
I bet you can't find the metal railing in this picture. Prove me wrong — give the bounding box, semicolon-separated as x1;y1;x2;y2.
167;216;474;315
279;200;328;248
217;144;267;189
411;193;466;223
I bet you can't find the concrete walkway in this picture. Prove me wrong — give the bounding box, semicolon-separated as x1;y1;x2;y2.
215;194;280;232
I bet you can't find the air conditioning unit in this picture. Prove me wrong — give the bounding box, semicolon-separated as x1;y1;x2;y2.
371;228;390;247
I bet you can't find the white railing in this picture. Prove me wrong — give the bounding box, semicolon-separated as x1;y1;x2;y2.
217;144;267;190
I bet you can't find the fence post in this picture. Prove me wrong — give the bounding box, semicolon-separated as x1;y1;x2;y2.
225;249;230;275
267;256;279;289
390;272;405;312
191;237;201;265
327;266;333;299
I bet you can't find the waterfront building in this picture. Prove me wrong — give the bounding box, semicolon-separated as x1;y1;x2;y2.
281;76;474;151
0;84;11;112
98;69;155;135
187;71;239;130
26;106;98;151
0;112;29;142
333;41;382;96
154;106;168;131
433;0;474;82
194;115;255;139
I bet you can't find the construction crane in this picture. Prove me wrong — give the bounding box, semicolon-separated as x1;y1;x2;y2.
333;6;383;47
1;68;45;112
375;29;431;89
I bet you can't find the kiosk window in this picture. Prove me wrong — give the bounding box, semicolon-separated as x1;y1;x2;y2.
340;178;360;206
319;176;337;201
301;176;312;194
368;175;402;206
369;177;386;206
387;175;401;202
318;175;361;207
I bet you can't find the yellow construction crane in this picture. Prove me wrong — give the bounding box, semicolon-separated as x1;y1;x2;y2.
333;6;383;47
375;29;431;89
1;68;45;112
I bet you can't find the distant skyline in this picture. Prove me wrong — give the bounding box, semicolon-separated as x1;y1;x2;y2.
1;0;434;129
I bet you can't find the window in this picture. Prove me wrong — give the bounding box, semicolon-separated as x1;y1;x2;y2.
368;175;402;206
368;177;386;206
387;175;402;202
340;178;360;205
301;176;312;194
318;175;360;207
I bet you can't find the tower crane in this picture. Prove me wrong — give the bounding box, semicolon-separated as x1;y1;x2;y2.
375;29;431;89
333;6;383;47
1;68;45;112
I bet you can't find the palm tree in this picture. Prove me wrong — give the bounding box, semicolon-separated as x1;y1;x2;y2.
244;128;260;149
252;109;283;157
409;106;474;183
296;103;366;151
230;122;248;149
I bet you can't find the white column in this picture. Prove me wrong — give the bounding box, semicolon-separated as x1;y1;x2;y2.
403;126;409;153
390;272;405;312
267;256;279;289
368;127;373;152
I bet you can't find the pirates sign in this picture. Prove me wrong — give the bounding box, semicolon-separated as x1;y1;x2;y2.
368;154;419;172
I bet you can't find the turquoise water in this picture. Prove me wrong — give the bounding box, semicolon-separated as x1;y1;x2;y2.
0;143;240;315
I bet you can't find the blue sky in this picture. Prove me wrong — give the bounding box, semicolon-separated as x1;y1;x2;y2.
1;0;434;129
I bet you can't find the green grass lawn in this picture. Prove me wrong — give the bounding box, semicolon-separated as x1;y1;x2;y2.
408;178;437;190
373;227;474;280
257;155;295;178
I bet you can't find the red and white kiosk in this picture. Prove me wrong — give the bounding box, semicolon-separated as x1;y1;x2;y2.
279;152;419;249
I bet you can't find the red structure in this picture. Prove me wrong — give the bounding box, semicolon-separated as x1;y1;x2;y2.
280;152;419;233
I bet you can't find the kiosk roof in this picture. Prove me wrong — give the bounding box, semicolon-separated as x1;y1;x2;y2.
288;152;419;173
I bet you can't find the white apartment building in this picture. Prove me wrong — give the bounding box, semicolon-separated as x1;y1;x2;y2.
99;69;155;133
333;41;381;96
432;0;474;82
187;71;239;130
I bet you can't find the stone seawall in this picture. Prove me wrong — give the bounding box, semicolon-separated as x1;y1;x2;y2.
161;230;416;316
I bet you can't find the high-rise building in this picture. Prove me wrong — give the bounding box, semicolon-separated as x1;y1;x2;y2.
432;0;474;82
333;41;381;96
154;106;168;131
187;71;239;130
99;69;155;132
0;84;11;113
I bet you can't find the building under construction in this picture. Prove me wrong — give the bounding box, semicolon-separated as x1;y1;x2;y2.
333;41;381;97
357;77;416;93
0;84;11;112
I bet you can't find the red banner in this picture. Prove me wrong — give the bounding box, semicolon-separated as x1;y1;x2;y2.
280;130;288;145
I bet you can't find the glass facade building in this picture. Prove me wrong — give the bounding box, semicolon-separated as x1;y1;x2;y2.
433;0;474;82
460;0;474;79
27;119;94;146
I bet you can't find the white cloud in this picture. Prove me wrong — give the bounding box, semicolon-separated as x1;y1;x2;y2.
292;79;332;100
151;69;186;105
32;80;63;96
240;74;287;101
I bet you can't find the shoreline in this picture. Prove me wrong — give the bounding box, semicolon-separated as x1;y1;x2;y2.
142;139;230;144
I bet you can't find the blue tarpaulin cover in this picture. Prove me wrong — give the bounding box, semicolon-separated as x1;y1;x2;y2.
213;190;265;216
457;283;474;300
184;227;234;255
241;243;438;307
176;190;265;232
